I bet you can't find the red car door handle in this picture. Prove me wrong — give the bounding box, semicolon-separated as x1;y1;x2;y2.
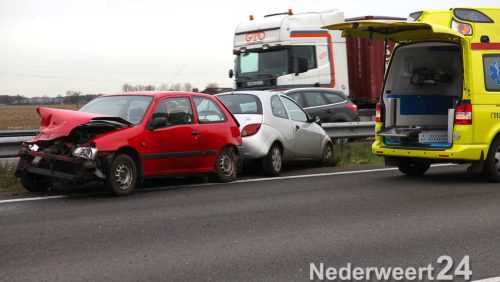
192;130;200;136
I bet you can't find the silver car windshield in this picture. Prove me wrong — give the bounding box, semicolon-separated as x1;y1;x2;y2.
218;94;263;115
79;95;153;125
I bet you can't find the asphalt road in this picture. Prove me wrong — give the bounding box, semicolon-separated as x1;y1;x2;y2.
1;164;500;281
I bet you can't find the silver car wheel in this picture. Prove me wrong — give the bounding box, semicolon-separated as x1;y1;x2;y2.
272;147;282;172
325;144;333;161
115;163;132;190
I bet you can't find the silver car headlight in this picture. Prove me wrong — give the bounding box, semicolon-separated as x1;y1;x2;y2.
73;147;98;160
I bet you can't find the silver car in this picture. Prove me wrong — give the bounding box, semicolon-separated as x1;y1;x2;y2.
217;91;333;176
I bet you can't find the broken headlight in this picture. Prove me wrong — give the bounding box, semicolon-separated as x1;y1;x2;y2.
72;147;98;160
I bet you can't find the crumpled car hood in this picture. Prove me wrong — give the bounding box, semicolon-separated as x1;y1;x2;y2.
32;107;129;141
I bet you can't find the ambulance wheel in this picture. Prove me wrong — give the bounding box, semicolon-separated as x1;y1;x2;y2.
482;137;500;182
397;159;430;176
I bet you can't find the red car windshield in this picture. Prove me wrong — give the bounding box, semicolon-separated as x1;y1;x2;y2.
79;95;153;125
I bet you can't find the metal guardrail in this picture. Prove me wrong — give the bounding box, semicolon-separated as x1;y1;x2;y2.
322;121;376;139
0;130;38;138
0;130;39;158
0;122;376;158
0;136;35;158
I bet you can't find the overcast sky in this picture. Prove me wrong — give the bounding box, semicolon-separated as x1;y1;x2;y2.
0;0;497;97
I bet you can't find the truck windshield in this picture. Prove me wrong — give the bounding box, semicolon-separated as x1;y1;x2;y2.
236;49;288;78
236;46;316;79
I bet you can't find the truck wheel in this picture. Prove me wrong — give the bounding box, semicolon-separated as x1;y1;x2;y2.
397;159;430;176
214;147;237;183
106;154;137;196
321;142;334;167
19;171;50;192
262;143;282;176
482;137;500;182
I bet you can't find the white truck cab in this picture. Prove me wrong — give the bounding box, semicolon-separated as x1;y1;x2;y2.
230;9;349;94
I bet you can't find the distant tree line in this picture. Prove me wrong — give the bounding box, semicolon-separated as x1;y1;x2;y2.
122;82;195;92
0;82;227;106
0;92;100;106
121;82;223;93
0;95;24;105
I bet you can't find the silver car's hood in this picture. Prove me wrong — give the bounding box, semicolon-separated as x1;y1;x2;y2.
233;114;263;129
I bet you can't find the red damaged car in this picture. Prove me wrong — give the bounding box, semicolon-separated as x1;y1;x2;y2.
15;92;242;196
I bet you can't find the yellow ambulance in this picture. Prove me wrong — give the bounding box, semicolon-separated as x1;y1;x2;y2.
325;8;500;179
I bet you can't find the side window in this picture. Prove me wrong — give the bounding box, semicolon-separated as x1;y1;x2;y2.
288;93;306;108
323;92;346;104
282;96;308;122
271;95;288;119
303;92;327;107
484;54;500;91
291;46;317;70
193;97;227;123
151;97;193;129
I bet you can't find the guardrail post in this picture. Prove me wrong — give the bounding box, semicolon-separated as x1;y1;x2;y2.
339;140;345;161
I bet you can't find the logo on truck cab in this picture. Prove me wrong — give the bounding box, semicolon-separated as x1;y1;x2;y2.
245;31;266;42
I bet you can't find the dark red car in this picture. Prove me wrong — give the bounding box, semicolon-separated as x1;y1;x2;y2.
16;92;242;196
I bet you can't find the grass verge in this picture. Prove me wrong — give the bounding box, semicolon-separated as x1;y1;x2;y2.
0;163;23;192
333;141;383;166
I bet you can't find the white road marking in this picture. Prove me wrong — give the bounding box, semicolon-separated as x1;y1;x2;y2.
235;163;454;184
0;164;456;204
0;195;67;204
140;182;218;192
473;277;500;282
236;167;398;183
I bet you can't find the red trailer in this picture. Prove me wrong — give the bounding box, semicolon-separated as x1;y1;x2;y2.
345;16;404;108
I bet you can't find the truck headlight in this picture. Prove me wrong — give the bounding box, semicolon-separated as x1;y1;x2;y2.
73;147;98;160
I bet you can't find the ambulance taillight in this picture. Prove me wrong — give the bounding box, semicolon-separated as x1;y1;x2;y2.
455;103;472;125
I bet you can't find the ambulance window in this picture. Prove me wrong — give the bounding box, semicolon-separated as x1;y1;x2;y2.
291;46;317;70
484;55;500;92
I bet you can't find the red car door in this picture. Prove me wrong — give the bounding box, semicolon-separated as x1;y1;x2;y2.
142;96;201;174
192;96;231;169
